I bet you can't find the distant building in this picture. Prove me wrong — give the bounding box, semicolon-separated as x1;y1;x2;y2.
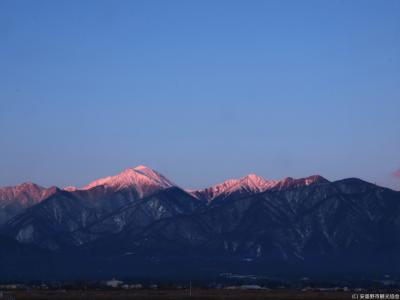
106;278;123;288
239;285;264;290
0;285;18;290
0;292;16;300
122;284;142;289
149;284;158;289
225;285;265;290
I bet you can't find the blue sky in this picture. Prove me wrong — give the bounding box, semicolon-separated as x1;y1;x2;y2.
0;0;399;190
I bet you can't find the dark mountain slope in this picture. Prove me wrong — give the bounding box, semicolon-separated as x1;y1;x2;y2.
1;172;400;279
74;187;205;246
83;178;400;276
0;182;57;224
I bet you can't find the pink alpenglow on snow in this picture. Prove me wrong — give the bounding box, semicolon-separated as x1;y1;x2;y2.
191;173;328;202
79;165;175;197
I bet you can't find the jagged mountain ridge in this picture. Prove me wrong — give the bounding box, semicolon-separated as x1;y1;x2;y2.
81;178;400;273
63;165;175;196
190;174;279;202
191;174;328;203
1;166;399;279
0;182;58;224
0;166;181;248
0;166;330;249
0;166;327;221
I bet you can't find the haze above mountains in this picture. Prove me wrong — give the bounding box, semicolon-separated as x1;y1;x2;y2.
1;165;400;280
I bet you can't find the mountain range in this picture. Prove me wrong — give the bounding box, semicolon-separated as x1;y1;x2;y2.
1;165;399;281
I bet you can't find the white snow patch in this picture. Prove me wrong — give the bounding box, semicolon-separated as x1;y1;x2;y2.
16;225;34;243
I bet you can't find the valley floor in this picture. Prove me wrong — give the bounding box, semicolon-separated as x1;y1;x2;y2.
6;289;354;300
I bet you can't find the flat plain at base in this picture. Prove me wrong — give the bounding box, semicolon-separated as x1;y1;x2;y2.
9;289;353;300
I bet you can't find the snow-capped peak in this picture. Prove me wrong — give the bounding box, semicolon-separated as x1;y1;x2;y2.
80;165;175;197
63;186;78;192
134;165;149;171
191;173;328;202
132;165;174;187
191;173;278;202
272;175;328;190
239;174;279;192
0;182;57;206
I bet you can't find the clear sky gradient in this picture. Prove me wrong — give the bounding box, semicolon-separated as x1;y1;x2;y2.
1;0;399;190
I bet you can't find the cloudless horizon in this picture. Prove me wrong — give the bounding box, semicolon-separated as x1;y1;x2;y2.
1;0;399;190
